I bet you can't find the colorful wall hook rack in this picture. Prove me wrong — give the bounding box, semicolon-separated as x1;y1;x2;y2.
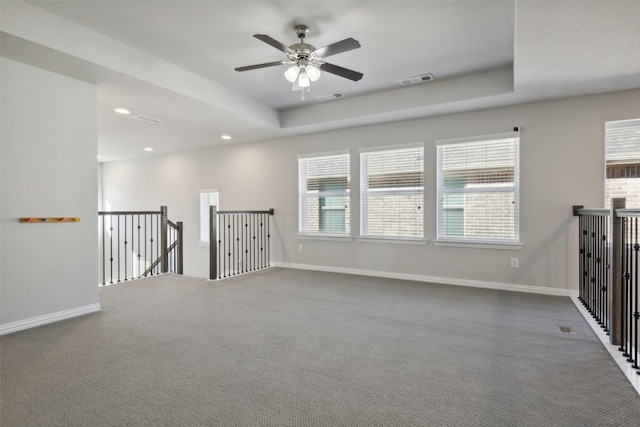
20;217;80;223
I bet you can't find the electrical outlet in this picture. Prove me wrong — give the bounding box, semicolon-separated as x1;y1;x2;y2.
510;257;519;268
298;244;304;253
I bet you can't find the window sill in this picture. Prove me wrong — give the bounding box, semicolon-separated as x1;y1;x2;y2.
358;236;427;245
433;240;524;250
297;234;352;242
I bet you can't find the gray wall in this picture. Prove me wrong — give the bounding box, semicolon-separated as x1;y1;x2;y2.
101;89;640;294
1;58;99;330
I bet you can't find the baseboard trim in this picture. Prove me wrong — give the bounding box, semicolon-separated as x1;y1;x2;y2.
570;296;640;396
271;262;578;297
0;303;101;336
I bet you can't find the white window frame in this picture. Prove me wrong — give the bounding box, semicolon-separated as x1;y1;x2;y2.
199;189;219;244
359;143;425;242
298;150;351;238
435;132;521;248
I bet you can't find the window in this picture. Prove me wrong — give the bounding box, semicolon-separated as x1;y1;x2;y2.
199;190;219;243
436;133;520;243
298;151;350;236
605;119;640;208
360;144;424;239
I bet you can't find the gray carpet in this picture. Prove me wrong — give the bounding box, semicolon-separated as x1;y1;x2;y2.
2;268;640;426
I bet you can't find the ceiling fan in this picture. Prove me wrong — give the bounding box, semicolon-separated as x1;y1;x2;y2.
235;25;363;97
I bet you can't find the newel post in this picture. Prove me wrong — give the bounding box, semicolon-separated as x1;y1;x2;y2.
177;221;184;274
610;198;625;345
161;206;168;273
209;205;218;280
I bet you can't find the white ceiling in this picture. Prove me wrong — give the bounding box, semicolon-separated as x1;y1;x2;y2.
2;0;639;162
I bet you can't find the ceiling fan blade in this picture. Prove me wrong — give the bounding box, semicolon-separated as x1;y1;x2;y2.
320;62;363;81
235;61;286;72
254;34;296;55
313;38;361;58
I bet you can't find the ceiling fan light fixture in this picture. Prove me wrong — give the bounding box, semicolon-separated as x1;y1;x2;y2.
298;70;311;88
306;64;321;82
284;65;300;83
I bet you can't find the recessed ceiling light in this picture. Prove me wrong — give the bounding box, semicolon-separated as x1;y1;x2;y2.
144;147;154;152
221;135;231;140
96;155;102;159
114;108;130;114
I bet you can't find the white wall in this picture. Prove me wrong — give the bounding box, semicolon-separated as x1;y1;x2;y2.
101;89;640;294
1;58;99;333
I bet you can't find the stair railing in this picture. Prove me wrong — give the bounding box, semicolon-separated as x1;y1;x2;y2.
208;206;274;280
574;198;640;372
98;206;183;285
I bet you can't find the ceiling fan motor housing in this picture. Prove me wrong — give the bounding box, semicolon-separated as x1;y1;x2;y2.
290;26;316;61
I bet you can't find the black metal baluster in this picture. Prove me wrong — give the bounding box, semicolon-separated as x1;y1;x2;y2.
598;216;607;330
143;214;149;277
131;215;135;280
599;215;605;326
248;214;252;271
229;214;238;276
587;215;593;314
238;215;242;274
593;215;598;318
156;213;160;274
621;217;630;356
267;211;271;268
124;215;128;281
633;219;639;369
227;214;231;277
257;213;262;269
256;214;261;269
233;214;240;276
238;214;242;274
228;214;231;277
252;213;257;271
117;215;121;282
150;214;155;276
603;215;609;332
578;214;582;303
627;218;633;359
595;215;600;318
587;215;593;316
260;214;265;269
242;214;251;272
581;216;587;306
598;215;603;327
580;216;587;306
173;227;177;272
220;214;224;278
109;215;114;284
222;214;226;278
137;214;142;278
231;214;235;276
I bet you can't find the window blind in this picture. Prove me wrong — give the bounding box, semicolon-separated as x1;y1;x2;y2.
436;135;519;242
360;145;424;238
199;190;219;243
605;119;640;163
298;152;350;236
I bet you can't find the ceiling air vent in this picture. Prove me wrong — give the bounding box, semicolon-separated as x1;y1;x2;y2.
133;115;164;124
399;73;434;86
316;92;345;102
